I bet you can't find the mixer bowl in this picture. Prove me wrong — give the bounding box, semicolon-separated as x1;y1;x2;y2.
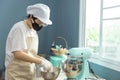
41;67;61;80
63;65;80;78
51;48;67;56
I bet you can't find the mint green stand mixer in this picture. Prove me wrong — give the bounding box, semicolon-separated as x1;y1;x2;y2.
62;47;92;80
50;37;104;80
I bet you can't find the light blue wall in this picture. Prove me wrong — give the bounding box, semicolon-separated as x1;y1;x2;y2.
39;0;80;54
55;0;79;48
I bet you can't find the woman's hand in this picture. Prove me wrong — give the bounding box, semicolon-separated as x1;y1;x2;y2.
40;57;53;72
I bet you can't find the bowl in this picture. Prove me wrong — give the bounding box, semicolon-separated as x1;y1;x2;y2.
51;48;68;56
41;67;61;80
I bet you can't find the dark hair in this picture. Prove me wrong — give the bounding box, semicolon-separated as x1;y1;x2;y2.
27;14;31;18
27;14;37;20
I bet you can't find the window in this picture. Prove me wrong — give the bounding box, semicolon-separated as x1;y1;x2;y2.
79;0;120;70
85;0;100;54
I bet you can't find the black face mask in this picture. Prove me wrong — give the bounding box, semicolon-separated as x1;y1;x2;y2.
31;16;43;31
32;22;43;31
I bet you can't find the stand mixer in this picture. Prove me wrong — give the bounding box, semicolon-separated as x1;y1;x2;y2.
62;47;92;80
49;37;105;80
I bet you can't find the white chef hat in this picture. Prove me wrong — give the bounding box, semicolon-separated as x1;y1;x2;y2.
27;3;52;25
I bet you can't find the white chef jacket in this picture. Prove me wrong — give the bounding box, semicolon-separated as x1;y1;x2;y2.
5;20;39;67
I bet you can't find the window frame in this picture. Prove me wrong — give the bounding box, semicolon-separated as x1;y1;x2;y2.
79;0;120;71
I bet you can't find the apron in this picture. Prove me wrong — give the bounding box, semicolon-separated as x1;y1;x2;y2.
6;27;39;80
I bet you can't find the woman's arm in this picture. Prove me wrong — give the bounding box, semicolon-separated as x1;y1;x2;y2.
13;51;41;64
